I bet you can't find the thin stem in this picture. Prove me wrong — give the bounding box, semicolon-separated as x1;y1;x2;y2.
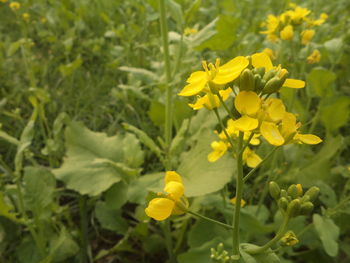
213;108;235;149
243;147;279;183
247;216;290;255
232;132;244;262
188;211;234;230
216;91;236;120
162;220;176;263
159;0;173;170
79;196;90;263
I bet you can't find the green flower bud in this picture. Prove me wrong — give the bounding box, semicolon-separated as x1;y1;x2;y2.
263;76;282;94
239;68;255;91
254;74;264;93
301;194;310;203
252;67;266;77
217;243;224;253
278;197;288;212
269;181;281;200
300;202;314;215
263;69;277;81
288;184;299;199
287;199;301;217
281;189;288;198
304;186;320;202
280;231;299;246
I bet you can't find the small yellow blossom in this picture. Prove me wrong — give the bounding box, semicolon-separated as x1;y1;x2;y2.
22;12;30;22
208;141;229;163
280;231;299;246
178;57;249;97
263;48;276;60
301;29;315;45
145;171;188;221
230;197;246;207
184;27;198;36
280;25;294;40
189;88;232;110
243;147;262;168
307;49;321;64
9;1;20;10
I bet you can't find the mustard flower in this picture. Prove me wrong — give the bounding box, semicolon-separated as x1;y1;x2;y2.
145;171;188;221
230;197;246;207
189;88;232;110
243;147;262;168
22;12;30;22
307;50;321;64
9;1;20;10
280;25;294;40
301;29;315;45
178;57;249;97
208;141;229;163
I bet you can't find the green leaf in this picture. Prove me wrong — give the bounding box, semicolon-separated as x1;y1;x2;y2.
0;130;20;145
49;228;79;262
128;172;163;204
307;68;336;97
178;127;235;197
0;192;20;223
167;0;184;30
189;18;217;48
240;243;280;263
95;201;128;234
23;167;56;211
320;96;350;133
118;66;158;82
184;0;202;23
104;181;128;209
170;118;189;155
313;214;339;257
59;56;83;77
53;121;143;196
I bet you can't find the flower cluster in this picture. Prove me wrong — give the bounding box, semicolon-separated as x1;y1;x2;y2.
145;171;188;221
260;3;327;44
179;52;322;164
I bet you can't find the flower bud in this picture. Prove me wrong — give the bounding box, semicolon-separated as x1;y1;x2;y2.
239;69;255;91
300;201;314;215
263;69;277;81
254;74;263;93
287;184;299;199
252;67;266;77
281;189;288;198
278;197;288;212
263;76;282;94
280;231;299;246
287;199;301;217
269;181;281;200
304;186;320;202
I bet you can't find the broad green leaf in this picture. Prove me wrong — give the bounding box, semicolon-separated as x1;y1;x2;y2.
128;172;163;204
48;228;79;262
95;201;128;234
178;127;235;197
320;96;350;133
104;181;128;209
23;167;56;211
307;68;336;97
0;192;20;223
53;121;143;196
313;214;339;257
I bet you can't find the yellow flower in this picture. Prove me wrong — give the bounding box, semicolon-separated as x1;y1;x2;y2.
178;57;249;97
308;13;328;26
184;27;198;36
145;171;188;221
251;52;305;89
280;25;294;40
280;231;299;246
243;147;262;168
189;88;232;110
289;6;311;24
208;141;229;162
307;49;321;64
263;48;276;60
301;29;315;45
22;12;30;22
9;1;20;10
233;91;261;131
230;197;246;207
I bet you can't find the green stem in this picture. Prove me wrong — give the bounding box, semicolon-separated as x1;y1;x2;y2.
247;216;289;255
213;108;235;149
162;220;176;263
243;147;279;183
216;92;236;120
159;0;173;170
188;211;234;230
232;132;244;262
79;195;90;263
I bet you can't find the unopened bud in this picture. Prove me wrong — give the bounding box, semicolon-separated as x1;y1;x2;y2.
269;181;281;200
281;189;288;198
263;76;282;94
280;231;299;246
288;184;299;199
278;197;288;211
304;186;320;202
239;69;255;91
217;243;224;253
263;69;277;81
296;184;303;196
253;67;266;77
300;202;314;215
287;199;301;217
254;74;263;93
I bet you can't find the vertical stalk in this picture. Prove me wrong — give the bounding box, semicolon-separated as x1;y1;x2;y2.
79;195;90;263
232;132;244;262
159;0;173;170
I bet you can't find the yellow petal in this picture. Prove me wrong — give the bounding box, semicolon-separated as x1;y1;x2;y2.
178;78;207;96
243;147;262;168
165;171;182;184
213;56;249;85
233;115;259;131
281;112;297;137
188;95;207;110
208;141;228;162
164;181;184;201
283;79;305;89
266;98;286;122
294;134;322;144
234;91;261;115
186;71;207;83
251;53;273;71
219;88;233;101
230;197;246;207
145;198;175;221
260;121;284;146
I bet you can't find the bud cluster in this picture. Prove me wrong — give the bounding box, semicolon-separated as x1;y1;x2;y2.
210;243;234;263
269;181;319;217
237;66;289;95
